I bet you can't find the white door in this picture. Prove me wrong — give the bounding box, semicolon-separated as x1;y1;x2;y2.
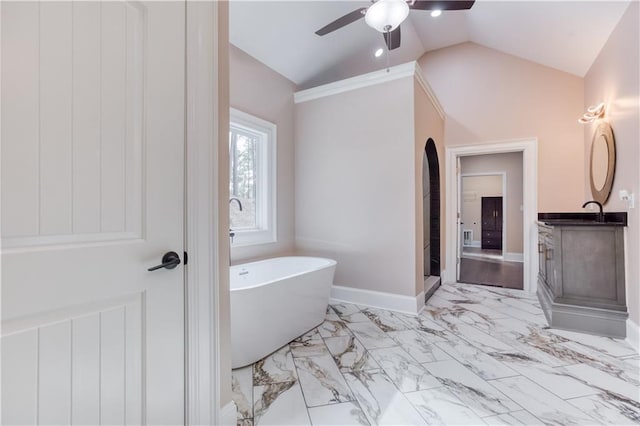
1;2;185;424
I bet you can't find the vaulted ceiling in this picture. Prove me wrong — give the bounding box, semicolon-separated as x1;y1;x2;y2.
229;1;631;89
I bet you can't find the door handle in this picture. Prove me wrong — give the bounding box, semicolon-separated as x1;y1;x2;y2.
148;251;181;271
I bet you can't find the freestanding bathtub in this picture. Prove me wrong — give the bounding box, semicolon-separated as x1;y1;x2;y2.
230;256;336;368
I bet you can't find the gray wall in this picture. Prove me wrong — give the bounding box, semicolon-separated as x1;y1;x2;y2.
229;45;296;263
295;78;416;297
294;76;445;299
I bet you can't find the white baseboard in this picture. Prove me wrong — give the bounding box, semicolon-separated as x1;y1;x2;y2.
504;252;524;263
442;268;453;284
626;319;640;353
424;275;440;292
330;285;424;315
469;241;481;248
415;291;426;314
219;401;237;426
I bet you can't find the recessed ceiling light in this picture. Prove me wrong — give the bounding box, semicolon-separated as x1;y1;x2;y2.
431;9;442;17
375;48;384;58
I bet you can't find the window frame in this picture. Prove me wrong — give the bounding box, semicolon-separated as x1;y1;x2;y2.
229;108;277;247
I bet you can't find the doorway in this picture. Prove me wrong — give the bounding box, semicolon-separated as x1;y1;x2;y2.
423;138;441;299
445;139;538;293
458;154;523;289
460;173;507;260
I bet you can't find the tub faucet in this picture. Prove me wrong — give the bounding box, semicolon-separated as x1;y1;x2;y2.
229;197;243;211
582;200;604;222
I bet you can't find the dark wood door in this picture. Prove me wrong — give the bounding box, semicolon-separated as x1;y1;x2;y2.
481;197;503;249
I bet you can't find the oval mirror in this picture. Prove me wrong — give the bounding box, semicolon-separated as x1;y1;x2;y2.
589;122;616;204
591;134;609;191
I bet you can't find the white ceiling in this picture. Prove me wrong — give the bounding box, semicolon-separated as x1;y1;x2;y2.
229;1;631;89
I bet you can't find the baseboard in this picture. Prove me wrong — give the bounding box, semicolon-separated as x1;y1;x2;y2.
626;319;640;352
424;276;441;303
415;291;426;315
424;275;440;293
441;268;453;284
504;252;524;263
539;282;628;339
470;241;481;248
330;285;423;315
219;401;237;426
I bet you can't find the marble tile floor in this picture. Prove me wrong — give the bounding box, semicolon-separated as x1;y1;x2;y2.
232;283;640;425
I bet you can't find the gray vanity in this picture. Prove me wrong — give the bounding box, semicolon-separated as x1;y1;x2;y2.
537;212;628;338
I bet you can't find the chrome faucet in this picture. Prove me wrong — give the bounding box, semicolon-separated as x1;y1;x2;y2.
582;200;604;222
229;197;243;211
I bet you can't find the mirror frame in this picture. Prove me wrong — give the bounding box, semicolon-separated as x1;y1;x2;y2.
589;122;616;204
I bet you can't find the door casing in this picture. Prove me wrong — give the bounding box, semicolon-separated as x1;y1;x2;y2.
445;138;538;293
184;2;232;424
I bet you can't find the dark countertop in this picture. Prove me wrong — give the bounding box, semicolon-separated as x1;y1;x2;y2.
538;212;627;227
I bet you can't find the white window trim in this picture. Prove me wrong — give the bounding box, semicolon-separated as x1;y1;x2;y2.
229;108;277;246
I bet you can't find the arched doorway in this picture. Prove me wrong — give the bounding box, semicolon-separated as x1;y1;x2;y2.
423;139;441;298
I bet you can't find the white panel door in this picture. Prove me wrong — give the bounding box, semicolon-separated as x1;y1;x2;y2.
1;2;185;424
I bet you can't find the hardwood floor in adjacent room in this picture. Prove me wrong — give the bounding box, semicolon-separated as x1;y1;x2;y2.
459;257;524;289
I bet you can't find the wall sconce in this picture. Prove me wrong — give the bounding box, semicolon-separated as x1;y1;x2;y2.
578;102;605;124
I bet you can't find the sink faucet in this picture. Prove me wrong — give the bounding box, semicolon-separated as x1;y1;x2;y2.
229;198;242;243
229;197;243;211
582;200;604;222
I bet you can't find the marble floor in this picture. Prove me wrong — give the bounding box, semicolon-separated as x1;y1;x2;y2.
231;283;640;425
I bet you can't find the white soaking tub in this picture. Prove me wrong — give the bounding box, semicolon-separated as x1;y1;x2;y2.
230;256;336;368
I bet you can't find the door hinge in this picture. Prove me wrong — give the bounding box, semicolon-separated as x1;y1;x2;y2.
183;251;188;265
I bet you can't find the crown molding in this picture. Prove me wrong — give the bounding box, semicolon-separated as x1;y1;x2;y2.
294;62;416;103
413;62;445;120
293;61;445;121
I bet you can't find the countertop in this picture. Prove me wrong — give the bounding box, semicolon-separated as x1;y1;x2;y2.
538;212;627;227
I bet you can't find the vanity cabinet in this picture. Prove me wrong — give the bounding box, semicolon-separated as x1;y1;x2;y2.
537;227;555;295
537;217;628;338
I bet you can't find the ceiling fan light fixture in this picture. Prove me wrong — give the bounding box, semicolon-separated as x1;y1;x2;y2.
365;0;410;33
430;9;442;17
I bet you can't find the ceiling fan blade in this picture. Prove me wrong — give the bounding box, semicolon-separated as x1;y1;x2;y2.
383;27;401;51
315;8;367;36
410;1;475;11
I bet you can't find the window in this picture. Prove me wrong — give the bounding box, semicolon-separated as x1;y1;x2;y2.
229;108;276;246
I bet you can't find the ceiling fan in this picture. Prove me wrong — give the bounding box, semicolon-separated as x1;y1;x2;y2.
315;0;475;51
